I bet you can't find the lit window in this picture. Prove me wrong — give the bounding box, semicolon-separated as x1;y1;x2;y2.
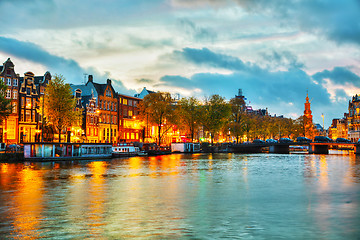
12;90;17;99
123;99;128;105
12;103;17;113
6;89;11;98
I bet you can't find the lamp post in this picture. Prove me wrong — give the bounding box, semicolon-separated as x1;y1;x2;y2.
321;113;325;136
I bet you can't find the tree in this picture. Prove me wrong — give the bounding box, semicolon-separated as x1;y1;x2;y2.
229;97;246;143
176;97;201;142
0;79;12;123
43;74;82;142
138;92;175;145
200;94;231;144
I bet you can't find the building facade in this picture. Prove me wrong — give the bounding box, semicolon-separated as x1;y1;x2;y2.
303;92;315;139
118;94;142;143
0;58;19;144
347;94;360;142
328;118;348;140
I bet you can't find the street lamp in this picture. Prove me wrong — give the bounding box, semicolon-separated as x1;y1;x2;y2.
321;113;325;136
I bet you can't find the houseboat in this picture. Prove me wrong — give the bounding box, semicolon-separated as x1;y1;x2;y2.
24;142;112;161
171;142;201;153
112;144;146;158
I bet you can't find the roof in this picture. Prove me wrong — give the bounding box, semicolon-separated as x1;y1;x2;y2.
70;84;97;98
134;87;156;99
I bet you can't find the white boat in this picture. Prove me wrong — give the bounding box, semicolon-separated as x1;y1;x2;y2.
112;144;146;157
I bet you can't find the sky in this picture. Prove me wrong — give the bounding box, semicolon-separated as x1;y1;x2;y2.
0;0;359;127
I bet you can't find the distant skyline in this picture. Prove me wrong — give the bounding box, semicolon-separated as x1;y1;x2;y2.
0;0;359;127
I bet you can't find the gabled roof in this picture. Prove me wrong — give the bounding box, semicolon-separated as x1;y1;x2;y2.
87;79;116;97
134;87;156;99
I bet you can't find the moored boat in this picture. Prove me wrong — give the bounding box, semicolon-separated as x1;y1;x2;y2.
112;144;145;157
24;142;112;161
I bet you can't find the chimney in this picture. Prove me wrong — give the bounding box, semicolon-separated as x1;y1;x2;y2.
88;75;93;82
107;79;111;85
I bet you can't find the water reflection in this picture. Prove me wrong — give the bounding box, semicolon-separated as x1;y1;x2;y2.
11;165;44;239
0;154;359;239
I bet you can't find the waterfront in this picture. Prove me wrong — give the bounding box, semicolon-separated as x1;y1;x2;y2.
0;152;359;239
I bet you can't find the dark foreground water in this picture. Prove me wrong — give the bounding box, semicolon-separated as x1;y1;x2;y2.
0;152;359;239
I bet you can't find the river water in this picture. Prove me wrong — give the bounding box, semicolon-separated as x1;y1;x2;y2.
0;152;359;239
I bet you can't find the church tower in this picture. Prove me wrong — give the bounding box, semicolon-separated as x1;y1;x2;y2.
303;92;314;139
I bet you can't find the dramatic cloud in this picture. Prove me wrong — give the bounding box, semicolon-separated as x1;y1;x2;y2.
312;67;360;87
0;36;132;94
159;47;358;123
172;0;360;46
0;0;358;127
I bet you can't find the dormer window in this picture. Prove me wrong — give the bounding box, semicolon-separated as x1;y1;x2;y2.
75;89;81;98
106;89;111;97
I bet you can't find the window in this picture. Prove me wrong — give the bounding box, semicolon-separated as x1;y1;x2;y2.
12;103;17;113
114;103;117;111
26;98;31;108
123;99;128;105
75;89;81;98
26;88;31;95
6;89;11;99
26;110;31;122
12;90;17;99
129;100;133;106
129;110;133;117
133;101;137;107
21;97;25;107
7;78;11;86
131;133;135;139
13;79;18;86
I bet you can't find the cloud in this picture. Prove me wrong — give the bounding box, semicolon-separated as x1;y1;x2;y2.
135;78;156;84
0;36;132;94
172;0;360;46
128;36;173;49
260;50;305;69
0;0;165;32
178;19;217;42
158;47;358;125
172;47;257;72
312;67;360;87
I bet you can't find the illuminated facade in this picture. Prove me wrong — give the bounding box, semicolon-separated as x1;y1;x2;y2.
70;76;100;143
328;118;348;140
347;94;360;141
0;58;19;144
19;71;51;143
118;94;142;143
304;92;315;139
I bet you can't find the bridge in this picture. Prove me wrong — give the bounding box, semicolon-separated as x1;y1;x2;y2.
228;142;360;154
